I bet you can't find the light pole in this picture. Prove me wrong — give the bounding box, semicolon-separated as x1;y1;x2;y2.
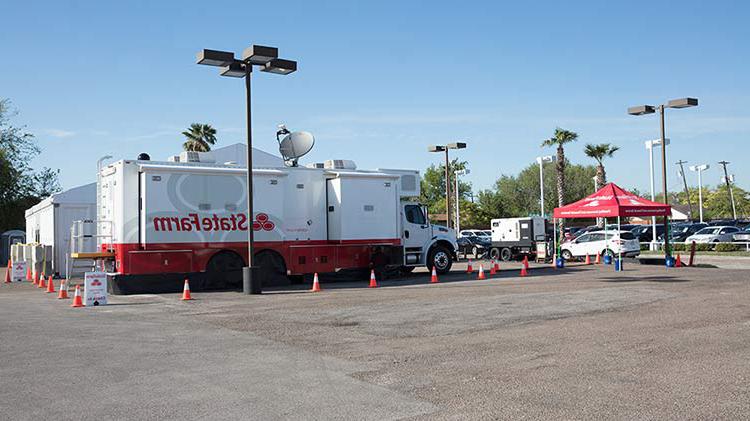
718;161;737;220
454;169;470;232
428;142;467;229
628;97;698;258
645;139;670;249
690;164;709;223
197;46;297;295
536;156;554;216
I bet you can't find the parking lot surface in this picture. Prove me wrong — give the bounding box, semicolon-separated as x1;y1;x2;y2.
1;261;749;420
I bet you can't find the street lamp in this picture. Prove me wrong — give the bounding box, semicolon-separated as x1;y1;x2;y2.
454;169;470;233
628;97;698;258
645;138;670;250
428;142;467;229
689;164;710;223
197;45;297;295
535;156;554;216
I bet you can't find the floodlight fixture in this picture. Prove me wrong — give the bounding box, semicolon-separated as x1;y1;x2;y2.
196;49;235;67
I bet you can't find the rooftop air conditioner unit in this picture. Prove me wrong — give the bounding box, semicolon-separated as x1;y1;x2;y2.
324;159;357;170
167;155;180;162
179;151;216;164
305;163;326;169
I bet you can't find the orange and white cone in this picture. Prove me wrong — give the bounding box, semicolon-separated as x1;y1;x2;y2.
57;279;69;299
520;265;528;277
311;273;321;292
675;254;683;268
494;260;500;272
430;267;439;283
368;270;378;288
181;279;193;300
585;254;591;265
466;259;473;273
489;260;497;275
4;260;10;283
478;264;486;280
46;276;55;293
595;253;601;264
71;285;84;308
37;273;46;289
522;255;529;270
26;266;31;282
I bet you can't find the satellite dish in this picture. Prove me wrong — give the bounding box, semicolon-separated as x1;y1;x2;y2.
279;131;315;167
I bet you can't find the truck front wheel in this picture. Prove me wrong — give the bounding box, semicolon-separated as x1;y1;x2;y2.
427;246;453;274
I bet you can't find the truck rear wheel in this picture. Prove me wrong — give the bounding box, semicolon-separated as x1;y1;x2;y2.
254;250;289;287
500;247;512;262
427;246;453;274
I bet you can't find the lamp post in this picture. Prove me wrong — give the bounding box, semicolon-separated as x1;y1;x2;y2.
628;97;698;258
690;164;710;223
454;169;470;233
428;142;467;229
535;156;554;216
197;46;297;295
645;139;670;249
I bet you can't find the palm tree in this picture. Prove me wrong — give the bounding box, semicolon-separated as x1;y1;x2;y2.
541;128;579;233
584;143;619;227
182;123;217;152
584;143;619;190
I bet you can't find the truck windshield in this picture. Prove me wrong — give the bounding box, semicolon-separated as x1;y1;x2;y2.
405;205;426;225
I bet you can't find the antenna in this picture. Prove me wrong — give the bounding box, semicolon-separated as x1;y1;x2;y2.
277;126;315;167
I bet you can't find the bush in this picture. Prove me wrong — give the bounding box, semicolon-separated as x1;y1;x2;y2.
671;243;685;252
715;243;741;252
694;243;712;252
640;243;650;251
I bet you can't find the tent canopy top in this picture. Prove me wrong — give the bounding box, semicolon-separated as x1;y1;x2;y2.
553;183;671;219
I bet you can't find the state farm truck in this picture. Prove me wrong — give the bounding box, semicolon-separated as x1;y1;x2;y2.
95;156;457;294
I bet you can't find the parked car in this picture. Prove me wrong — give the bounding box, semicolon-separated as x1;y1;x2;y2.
685;226;741;243
457;235;491;258
732;226;750;243
604;224;638;232
631;224;667;243
560;230;640;260
458;229;490;239
659;223;708;242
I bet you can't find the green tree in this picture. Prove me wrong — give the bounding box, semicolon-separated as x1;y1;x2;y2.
541;128;579;231
182;123;217;152
419;159;471;220
583;143;619;190
704;184;750;219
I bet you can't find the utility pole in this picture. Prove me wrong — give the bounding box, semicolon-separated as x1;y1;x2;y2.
718;161;737;220
675;160;693;220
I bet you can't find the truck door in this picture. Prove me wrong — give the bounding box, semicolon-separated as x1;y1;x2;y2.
402;204;431;262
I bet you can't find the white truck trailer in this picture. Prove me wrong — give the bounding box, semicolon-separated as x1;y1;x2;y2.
93;155;457;294
489;217;549;261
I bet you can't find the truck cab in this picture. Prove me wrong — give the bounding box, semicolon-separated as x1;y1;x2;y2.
400;202;457;274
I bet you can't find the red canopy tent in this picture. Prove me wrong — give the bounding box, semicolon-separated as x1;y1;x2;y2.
552;183;671;266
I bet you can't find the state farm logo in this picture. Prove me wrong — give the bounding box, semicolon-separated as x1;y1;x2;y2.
252;213;275;231
91;279;102;286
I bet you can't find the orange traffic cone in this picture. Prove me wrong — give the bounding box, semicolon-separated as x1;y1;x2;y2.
675;254;682;268
181;279;193;300
489;260;496;275
595;253;601;264
46;276;55;293
26;266;31;281
430;267;439;283
311;273;321;292
520;265;528;277
33;270;40;286
522;255;529;270
37;274;46;289
4;260;10;283
494;260;499;271
585;254;591;265
57;279;68;299
368;270;378;288
478;264;486;280
466;259;473;273
71;285;84;307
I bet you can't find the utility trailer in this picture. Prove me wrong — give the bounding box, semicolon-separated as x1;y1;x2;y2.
489;217;549;261
93;155;458;294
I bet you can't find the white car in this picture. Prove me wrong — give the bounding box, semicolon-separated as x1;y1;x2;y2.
560;230;640;260
459;229;490;239
685;226;740;244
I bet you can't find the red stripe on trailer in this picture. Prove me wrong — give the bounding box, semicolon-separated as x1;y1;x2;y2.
102;238;402;276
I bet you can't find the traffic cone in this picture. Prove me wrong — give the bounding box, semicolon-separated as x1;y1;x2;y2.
466;259;473;273
430;267;439;283
37;274;46;289
675;254;682;268
489;260;496;275
520;265;528;277
4;260;10;283
585;254;591;265
494;261;499;271
595;253;601;264
181;279;193;300
311;273;321;292
57;279;68;299
71;285;84;307
46;276;55;293
26;266;31;281
368;270;378;288
478;264;486;280
33;270;40;286
522;255;529;270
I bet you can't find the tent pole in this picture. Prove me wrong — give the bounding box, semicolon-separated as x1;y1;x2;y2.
618;215;622;271
604;217;608;260
553;218;557;262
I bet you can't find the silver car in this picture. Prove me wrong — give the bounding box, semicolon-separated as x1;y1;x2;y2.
685;226;740;244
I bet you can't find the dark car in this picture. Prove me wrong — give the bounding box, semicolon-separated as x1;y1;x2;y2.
631;224;666;243
659;223;708;242
457;235;490;258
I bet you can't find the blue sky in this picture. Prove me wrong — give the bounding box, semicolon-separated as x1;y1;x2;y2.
2;0;748;194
